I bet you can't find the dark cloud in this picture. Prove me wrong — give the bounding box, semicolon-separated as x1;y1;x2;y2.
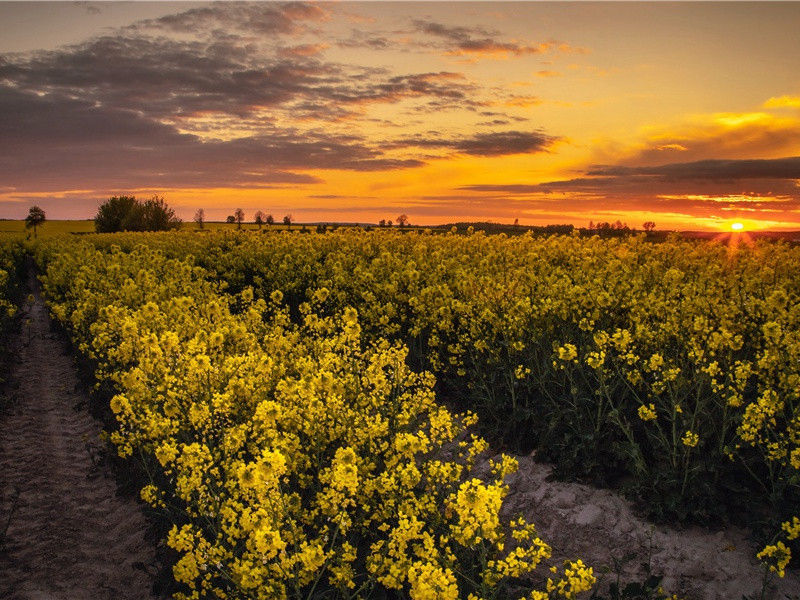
0;33;476;123
336;30;393;50
454;157;800;220
412;19;585;59
588;156;800;180
0;86;426;191
133;2;329;36
392;130;558;157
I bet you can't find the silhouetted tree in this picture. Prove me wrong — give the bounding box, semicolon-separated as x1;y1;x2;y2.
283;214;292;229
397;214;409;227
25;205;46;238
265;214;274;226
137;196;182;231
387;219;393;227
378;219;387;227
254;210;265;229
194;208;205;229
94;195;180;233
234;208;245;229
643;221;656;232
95;196;138;233
226;215;236;224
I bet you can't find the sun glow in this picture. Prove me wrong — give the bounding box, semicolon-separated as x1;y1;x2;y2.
731;222;745;231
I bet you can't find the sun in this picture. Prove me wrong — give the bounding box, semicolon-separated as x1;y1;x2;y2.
731;222;744;231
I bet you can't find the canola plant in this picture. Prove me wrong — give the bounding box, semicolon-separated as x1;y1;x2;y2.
33;229;800;594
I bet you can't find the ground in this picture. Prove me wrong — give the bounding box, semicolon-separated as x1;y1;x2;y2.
0;273;157;600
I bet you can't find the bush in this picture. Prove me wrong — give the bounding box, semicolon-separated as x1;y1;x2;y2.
95;195;182;233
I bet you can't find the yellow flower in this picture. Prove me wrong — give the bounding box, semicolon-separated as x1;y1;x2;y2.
638;404;657;422
757;541;791;577
681;430;699;448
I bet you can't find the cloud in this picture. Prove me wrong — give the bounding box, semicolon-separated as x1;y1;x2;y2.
763;95;800;109
620;111;800;166
587;156;800;180
0;85;429;191
390;130;559;157
133;2;329;37
456;156;800;220
412;19;586;61
278;43;329;58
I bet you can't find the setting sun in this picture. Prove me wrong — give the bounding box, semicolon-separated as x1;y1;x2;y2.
731;222;745;231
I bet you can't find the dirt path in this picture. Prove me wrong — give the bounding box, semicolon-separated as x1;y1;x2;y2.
0;272;156;600
491;454;800;600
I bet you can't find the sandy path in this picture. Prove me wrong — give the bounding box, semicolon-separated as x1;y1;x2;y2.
0;272;156;600
492;454;800;600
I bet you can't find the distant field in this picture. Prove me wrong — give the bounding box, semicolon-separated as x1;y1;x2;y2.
0;220;297;238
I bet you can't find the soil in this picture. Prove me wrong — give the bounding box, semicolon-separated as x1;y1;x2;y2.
486;453;800;600
0;273;157;600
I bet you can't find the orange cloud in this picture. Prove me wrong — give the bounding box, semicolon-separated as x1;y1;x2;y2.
763;95;800;109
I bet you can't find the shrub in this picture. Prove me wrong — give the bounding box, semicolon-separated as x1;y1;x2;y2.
95;195;182;233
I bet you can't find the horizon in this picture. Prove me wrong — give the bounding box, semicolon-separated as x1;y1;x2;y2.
2;2;800;231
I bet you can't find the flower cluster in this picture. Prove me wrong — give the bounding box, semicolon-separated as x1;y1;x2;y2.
96;229;800;529
37;237;590;600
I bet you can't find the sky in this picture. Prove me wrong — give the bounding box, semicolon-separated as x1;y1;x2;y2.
2;1;800;230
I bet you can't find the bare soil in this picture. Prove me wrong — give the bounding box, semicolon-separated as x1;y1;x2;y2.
0;274;157;600
489;454;800;600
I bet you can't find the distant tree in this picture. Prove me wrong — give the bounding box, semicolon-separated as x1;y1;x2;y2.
25;205;46;238
514;218;519;227
234;208;245;229
226;215;236;224
643;221;656;232
94;195;180;233
397;214;409;227
387;219;393;227
194;208;205;229
265;214;275;226
283;214;292;229
254;210;265;229
378;219;386;227
139;196;182;231
588;220;594;230
95;195;138;233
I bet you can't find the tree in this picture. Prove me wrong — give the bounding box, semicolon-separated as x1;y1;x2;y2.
283;214;292;229
378;219;386;227
396;214;409;227
643;221;656;232
234;208;245;229
25;205;46;238
94;195;181;233
95;195;138;233
226;215;236;224
254;210;265;229
137;196;182;231
194;208;205;229
265;214;274;226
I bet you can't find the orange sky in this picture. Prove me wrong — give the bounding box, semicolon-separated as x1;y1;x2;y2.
1;1;800;230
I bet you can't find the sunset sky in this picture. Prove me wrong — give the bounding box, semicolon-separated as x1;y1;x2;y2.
2;1;800;229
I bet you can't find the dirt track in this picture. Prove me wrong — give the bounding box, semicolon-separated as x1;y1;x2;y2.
0;273;156;600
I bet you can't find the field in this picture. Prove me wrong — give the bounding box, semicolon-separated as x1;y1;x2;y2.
0;219;303;239
1;230;799;599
